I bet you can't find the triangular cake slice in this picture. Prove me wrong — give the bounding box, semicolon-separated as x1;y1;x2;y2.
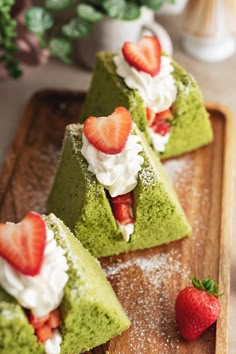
48;109;191;258
80;36;213;159
0;213;130;354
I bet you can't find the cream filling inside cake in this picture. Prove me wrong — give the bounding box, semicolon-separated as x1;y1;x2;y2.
81;129;144;241
44;329;62;354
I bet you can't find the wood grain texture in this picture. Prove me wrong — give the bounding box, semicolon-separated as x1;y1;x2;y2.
0;91;233;354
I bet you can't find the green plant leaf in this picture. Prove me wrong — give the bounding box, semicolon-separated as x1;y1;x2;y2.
62;18;92;39
49;37;72;63
122;3;140;20
101;0;126;18
141;0;174;10
85;0;103;8
25;7;53;34
101;0;140;20
77;4;104;22
45;0;72;11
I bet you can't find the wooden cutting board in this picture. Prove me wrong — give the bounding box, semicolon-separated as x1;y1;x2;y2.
0;90;233;354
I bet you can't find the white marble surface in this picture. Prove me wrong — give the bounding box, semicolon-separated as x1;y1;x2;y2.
0;14;235;353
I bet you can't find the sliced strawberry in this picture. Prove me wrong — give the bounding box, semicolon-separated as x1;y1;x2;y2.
155;109;173;121
111;192;133;205
29;311;49;329
152;121;171;136
35;324;53;343
112;203;134;225
0;212;46;276
122;36;161;77
146;107;156;126
84;107;132;154
48;309;61;329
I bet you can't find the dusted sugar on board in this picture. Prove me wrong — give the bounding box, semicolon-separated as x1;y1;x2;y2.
48;108;191;258
80;36;213;159
0;212;130;354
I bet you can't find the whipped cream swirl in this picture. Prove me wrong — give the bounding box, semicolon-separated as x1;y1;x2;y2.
114;51;177;114
0;228;69;317
81;132;144;197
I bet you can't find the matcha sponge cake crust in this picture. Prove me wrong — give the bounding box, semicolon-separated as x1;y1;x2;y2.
0;287;44;354
48;124;191;258
46;213;130;353
80;51;213;159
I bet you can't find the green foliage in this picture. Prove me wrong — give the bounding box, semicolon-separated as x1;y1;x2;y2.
0;0;22;78
62;18;92;39
25;7;53;35
77;4;104;22
140;0;175;11
45;0;73;11
101;0;140;20
49;37;72;63
25;0;175;64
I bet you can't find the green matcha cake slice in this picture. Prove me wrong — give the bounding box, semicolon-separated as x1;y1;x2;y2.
0;212;130;354
0;287;44;354
48;117;191;258
80;36;213;159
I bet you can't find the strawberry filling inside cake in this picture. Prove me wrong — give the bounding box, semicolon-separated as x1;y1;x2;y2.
81;106;144;242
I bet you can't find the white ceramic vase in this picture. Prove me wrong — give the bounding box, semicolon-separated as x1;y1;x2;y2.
76;7;173;70
181;0;236;62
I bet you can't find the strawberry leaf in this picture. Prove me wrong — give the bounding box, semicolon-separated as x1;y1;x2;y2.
192;276;223;298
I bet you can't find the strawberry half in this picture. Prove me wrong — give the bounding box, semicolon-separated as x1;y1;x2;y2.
48;309;61;329
155;109;173;121
146;107;156;126
29;312;49;329
35;324;53;343
122;36;161;77
84;107;132;154
0;212;46;276
112;203;134;225
175;277;222;341
152;121;170;136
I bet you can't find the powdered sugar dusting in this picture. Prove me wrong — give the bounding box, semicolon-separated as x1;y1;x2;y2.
103;249;190;353
164;155;210;250
139;166;157;187
163;155;193;184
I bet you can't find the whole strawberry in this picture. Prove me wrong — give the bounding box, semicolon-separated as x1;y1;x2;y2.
175;277;222;340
